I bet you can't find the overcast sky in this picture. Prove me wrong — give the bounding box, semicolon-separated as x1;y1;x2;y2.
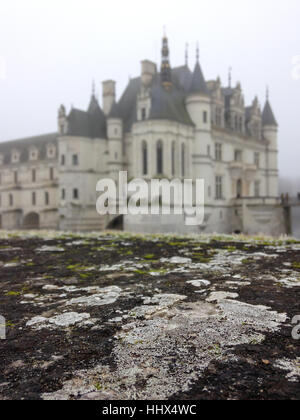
0;0;299;177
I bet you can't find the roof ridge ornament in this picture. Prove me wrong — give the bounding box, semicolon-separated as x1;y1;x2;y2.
228;67;232;88
185;43;189;66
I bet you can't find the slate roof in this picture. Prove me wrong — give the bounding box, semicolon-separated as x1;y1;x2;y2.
0;133;58;164
188;62;209;95
111;67;195;132
262;100;278;126
67;95;107;138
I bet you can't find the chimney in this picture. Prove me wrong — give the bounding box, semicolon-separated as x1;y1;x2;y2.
141;60;157;87
102;80;116;115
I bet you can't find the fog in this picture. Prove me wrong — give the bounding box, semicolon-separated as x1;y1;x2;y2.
0;0;299;178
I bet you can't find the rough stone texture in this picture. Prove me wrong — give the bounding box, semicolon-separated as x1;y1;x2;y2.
0;230;299;400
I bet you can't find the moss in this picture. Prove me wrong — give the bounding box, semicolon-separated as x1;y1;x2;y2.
292;262;300;269
144;254;155;260
5;291;21;297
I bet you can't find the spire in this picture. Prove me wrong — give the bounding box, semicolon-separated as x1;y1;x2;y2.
185;43;189;66
228;67;232;88
196;42;199;62
160;31;172;90
188;48;208;95
262;91;278;127
92;79;95;97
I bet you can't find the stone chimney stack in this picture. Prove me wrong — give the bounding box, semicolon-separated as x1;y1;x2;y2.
141;60;157;87
102;80;116;115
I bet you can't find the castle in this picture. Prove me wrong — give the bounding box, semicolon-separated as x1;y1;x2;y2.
0;35;286;235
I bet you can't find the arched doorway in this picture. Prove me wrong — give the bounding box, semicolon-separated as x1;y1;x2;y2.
23;212;40;229
106;215;123;231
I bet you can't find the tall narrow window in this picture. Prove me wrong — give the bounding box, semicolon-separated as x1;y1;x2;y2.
215;143;222;161
254;152;260;168
141;108;146;121
203;111;207;123
61;155;65;165
9;193;13;207
171;142;176;176
73;188;79;199
142;141;148;175
45;192;49;206
216;176;223;200
157;140;163;175
50;167;54;180
32;192;36;206
236;179;242;198
72;154;78;166
254;180;260;197
61;188;66;200
181;144;185;177
32;169;36;183
14;171;18;184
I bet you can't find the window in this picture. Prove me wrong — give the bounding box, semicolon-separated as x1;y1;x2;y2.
254;152;260;168
141;108;146;121
73;188;79;199
208;186;211;198
32;192;36;206
254;180;260;197
72;154;78;166
171;142;176;176
181;144;185;177
50;167;54;180
207;145;211;156
142;141;148;176
9;193;13;207
32;169;36;183
216;108;222;126
157;140;163;175
14;171;18;184
203;111;207;123
236;179;242;198
215;143;222;161
61;155;65;165
215;176;223;199
234;150;242;162
45;192;49;206
61;189;65;200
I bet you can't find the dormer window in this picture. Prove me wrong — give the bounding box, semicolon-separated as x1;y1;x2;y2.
11;149;20;164
29;147;38;161
47;144;56;159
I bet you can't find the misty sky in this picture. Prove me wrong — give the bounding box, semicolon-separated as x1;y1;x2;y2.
0;0;299;177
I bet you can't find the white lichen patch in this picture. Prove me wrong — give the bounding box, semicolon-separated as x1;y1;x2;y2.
35;245;65;253
206;292;239;302
274;358;300;382
187;280;211;288
65;286;122;307
277;277;300;288
26;312;92;330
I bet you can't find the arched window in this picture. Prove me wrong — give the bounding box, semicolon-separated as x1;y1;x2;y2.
171;142;176;176
157;140;163;175
181;143;185;177
142;141;148;175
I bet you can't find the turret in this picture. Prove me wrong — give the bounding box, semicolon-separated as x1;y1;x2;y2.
262;89;279;197
185;46;210;131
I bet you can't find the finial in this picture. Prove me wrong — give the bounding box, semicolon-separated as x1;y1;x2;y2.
163;25;167;38
196;42;199;62
92;79;95;96
266;85;269;100
228;67;232;87
185;43;189;66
